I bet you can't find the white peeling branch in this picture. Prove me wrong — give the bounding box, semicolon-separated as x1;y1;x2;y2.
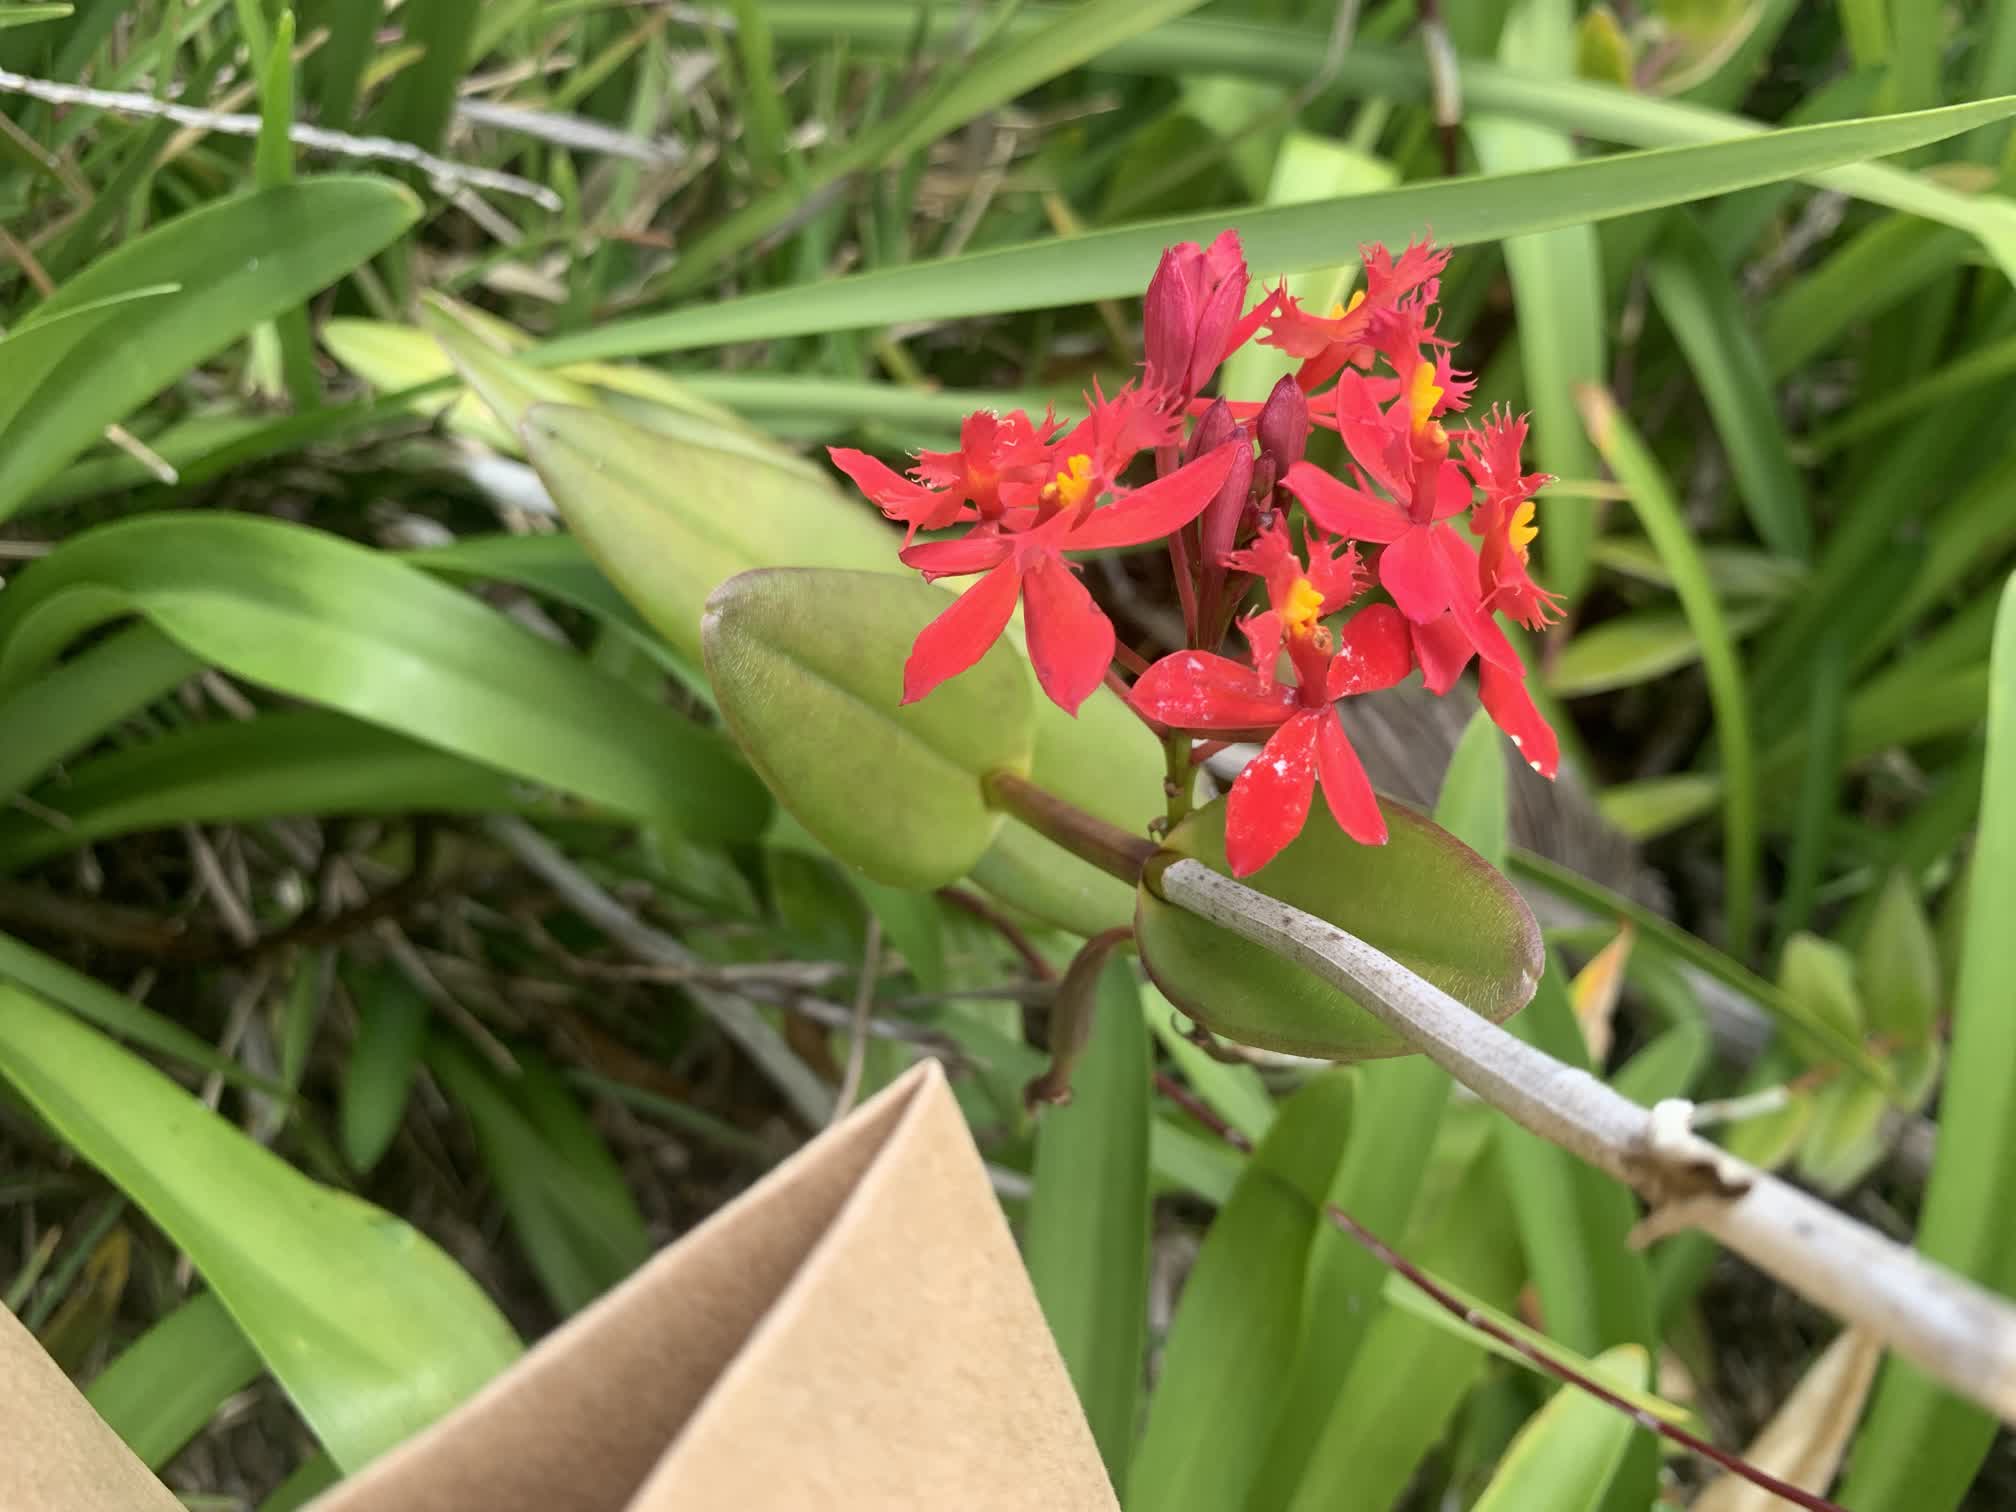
1154;856;2016;1424
0;67;562;210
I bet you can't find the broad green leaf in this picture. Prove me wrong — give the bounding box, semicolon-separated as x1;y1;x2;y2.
428;1040;650;1316
1591;536;1804;602
1840;573;2016;1512
1857;871;1941;1045
1597;773;1722;840
1470;0;1606;601
1026;958;1152;1495
1777;934;1864;1042
1129;1073;1354;1512
1469;1346;1648;1512
1548;605;1774;697
1284;1147;1526;1512
0;931;274;1088
1496;954;1655;1356
1646;212;1810;560
1136;798;1542;1060
340;965;430;1174
0;179;420;519
521;405;1148;929
0;286;181;432
1581;386;1758;958
0;986;521;1471
0;711;525;873
703;568;1032;889
520;405;893;668
1796;1076;1892;1195
0;624;200;806
0;514;767;844
85;1291;262;1470
541;96;2016;363
1378;1276;1691;1428
1436;709;1512;867
320;317;519;450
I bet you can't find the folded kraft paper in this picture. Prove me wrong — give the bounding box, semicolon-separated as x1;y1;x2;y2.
1;1060;1119;1510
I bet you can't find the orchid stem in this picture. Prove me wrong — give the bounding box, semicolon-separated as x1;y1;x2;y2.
1161;732;1196;827
983;770;1158;884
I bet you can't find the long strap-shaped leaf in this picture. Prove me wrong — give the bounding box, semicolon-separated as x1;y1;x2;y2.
541;95;2016;362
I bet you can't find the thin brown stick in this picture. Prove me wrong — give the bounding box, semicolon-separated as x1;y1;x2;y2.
829;916;884;1124
1322;1204;1844;1512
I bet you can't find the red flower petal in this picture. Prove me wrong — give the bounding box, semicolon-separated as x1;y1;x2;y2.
1130;649;1295;732
1428;457;1475;520
898;533;1015;580
1021;549;1115;715
1226;711;1322;876
901;557;1022;705
1058;443;1241;551
1429;526;1522;672
1283;461;1409;543
1315;712;1387;844
1325;604;1414;699
1376;524;1451;623
1479;659;1560;779
1410;613;1475;695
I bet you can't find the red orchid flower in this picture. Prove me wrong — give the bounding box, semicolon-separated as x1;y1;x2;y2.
1411;611;1561;779
827;408;1058;544
1130;522;1411;875
1144;230;1276;401
898;437;1244;715
1282;376;1519;678
1463;407;1562;631
1258;238;1450;392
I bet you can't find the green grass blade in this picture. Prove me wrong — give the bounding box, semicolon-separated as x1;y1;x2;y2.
1646;211;1810;560
539;97;2016;363
1837;571;2016;1512
1580;386;1759;961
85;1290;262;1470
368;0;477;151
778;7;2016;270
0;985;522;1471
1144;983;1277;1145
1026;957;1152;1496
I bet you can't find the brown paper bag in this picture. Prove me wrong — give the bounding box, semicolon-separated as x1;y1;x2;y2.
1;1060;1118;1511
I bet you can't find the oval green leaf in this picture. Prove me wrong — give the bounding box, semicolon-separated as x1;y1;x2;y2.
703;567;1033;889
1136;796;1543;1059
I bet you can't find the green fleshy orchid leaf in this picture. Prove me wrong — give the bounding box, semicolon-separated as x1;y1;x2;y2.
521;402;1150;931
703;568;1033;889
1135;796;1543;1059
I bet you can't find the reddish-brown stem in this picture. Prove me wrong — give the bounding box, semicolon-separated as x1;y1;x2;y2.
1154;1071;1253;1153
1322;1203;1845;1512
1113;640;1152;676
936;886;1056;983
982;770;1158;883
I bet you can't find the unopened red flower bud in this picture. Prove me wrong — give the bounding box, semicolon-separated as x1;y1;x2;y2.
1144;230;1249;400
1256;374;1311;473
1198;428;1256;570
1186;397;1239;463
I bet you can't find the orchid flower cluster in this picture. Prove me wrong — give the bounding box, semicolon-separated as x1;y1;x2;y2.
829;231;1561;878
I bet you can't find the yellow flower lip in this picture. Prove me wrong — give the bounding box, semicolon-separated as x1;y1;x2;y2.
1509;499;1539;556
1281;575;1326;639
1046;453;1095;509
1406;360;1444;436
